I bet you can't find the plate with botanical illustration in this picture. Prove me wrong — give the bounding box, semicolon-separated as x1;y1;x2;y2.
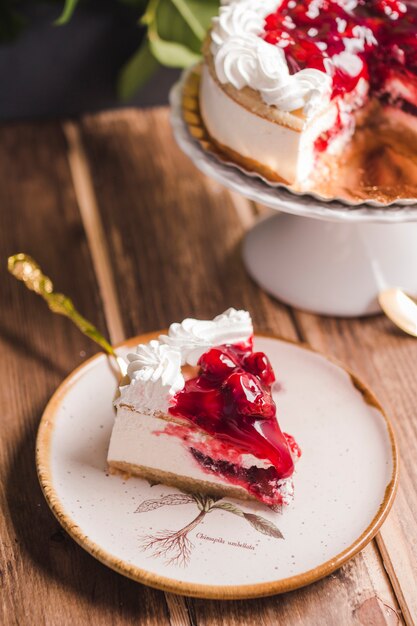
36;332;398;599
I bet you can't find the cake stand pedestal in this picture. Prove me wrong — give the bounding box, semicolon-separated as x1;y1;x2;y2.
243;213;417;317
170;76;417;317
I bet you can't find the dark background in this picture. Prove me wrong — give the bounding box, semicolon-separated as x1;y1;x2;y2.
0;1;181;120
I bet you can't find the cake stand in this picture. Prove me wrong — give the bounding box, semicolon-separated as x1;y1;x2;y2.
170;76;417;317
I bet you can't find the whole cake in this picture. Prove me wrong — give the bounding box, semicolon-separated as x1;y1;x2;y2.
107;309;301;507
200;0;417;188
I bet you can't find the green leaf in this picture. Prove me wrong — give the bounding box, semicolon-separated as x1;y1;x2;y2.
121;0;218;93
55;0;80;26
149;28;201;67
156;0;201;53
118;39;159;100
184;0;219;32
170;0;206;40
141;0;160;26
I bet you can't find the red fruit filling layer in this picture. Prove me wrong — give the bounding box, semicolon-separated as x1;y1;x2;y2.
263;0;417;100
190;448;291;506
157;421;301;505
166;341;299;503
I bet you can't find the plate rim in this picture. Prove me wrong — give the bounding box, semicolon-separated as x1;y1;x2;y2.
36;331;399;599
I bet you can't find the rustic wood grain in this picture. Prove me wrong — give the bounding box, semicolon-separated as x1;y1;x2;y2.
0;122;170;626
77;109;298;341
63;120;125;345
77;107;403;625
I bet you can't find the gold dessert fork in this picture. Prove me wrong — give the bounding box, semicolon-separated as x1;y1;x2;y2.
7;253;127;377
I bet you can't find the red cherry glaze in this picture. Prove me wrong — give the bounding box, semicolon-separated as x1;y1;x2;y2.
262;0;417;99
244;351;276;385
198;346;239;380
222;371;276;418
284;433;302;460
168;342;295;480
157;421;300;506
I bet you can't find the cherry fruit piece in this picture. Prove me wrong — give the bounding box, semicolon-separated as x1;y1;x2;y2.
244;352;276;385
198;347;239;380
223;372;275;418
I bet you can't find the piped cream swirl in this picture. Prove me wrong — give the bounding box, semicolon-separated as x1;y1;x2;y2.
118;340;184;414
212;0;277;47
161;308;253;366
117;309;253;414
210;0;332;117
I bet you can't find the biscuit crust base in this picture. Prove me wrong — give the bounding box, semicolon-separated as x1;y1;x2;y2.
108;459;254;502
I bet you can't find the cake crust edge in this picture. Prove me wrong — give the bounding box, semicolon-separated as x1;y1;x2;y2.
108;460;256;502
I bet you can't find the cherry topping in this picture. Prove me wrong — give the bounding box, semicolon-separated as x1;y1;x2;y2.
175;386;224;429
169;341;295;479
244;352;276;385
198;347;239;380
261;0;417;99
371;0;407;19
284;433;302;459
222;372;275;419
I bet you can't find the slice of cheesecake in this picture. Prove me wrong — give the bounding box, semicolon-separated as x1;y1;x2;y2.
107;309;300;507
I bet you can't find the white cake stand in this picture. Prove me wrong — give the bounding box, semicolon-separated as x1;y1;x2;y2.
170;76;417;317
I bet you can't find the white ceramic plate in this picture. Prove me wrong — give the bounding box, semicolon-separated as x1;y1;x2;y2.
37;333;398;599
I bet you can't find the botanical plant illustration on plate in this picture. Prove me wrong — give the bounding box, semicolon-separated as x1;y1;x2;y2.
135;492;284;567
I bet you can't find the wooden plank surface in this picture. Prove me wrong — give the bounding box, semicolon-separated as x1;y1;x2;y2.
76;108;406;625
77;110;298;339
0;122;170;626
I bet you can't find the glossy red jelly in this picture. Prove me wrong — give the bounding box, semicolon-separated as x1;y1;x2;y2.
262;0;417;99
168;342;295;480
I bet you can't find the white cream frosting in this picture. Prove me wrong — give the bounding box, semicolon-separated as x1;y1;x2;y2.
161;307;253;366
210;0;332;118
126;340;183;383
118;340;184;414
117;309;253;414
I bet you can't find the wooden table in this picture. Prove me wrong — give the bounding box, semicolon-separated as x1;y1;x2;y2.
1;108;416;626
